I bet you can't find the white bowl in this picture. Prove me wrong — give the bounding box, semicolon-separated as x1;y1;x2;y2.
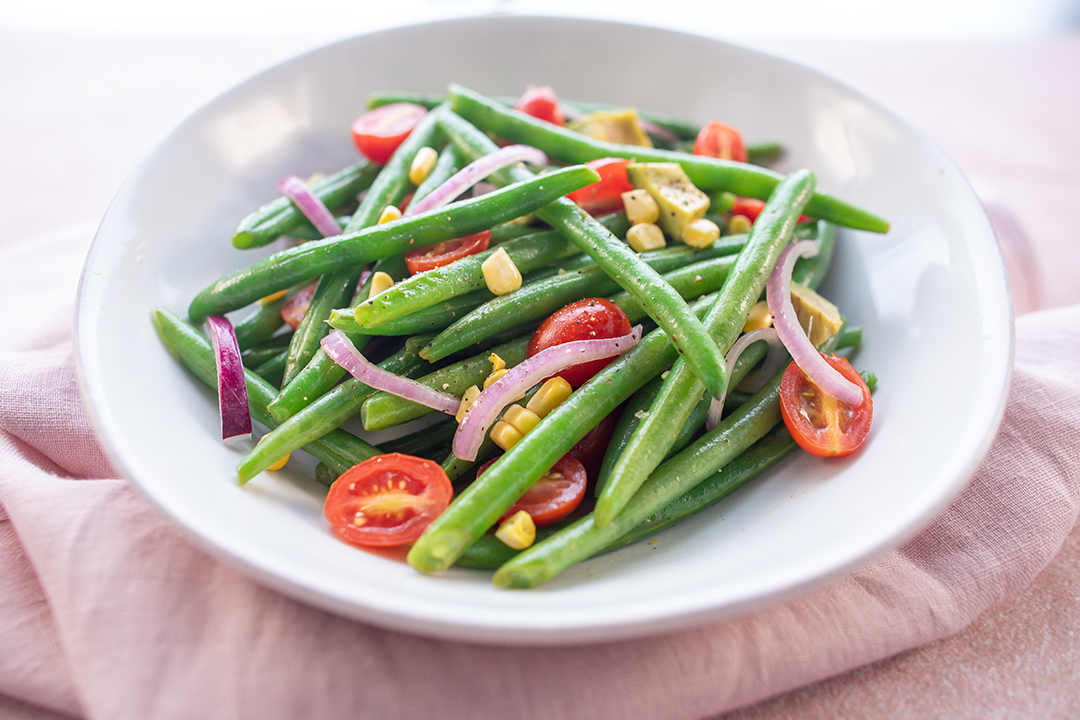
75;15;1012;645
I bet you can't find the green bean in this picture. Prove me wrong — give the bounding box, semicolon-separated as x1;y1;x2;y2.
378;416;459;460
593;169;816;528
251;351;288;388
186;164;600;323
351;212;629;330
232;289;294;350
231;159;379;250
448;84;889;234
151;307;381;479
439;107;733;401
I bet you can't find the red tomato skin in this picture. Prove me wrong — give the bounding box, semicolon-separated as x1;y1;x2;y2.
350;103;427;165
526;297;633;387
693;121;749;163
568;408;620;485
566;158;633;215
729;196;811;225
779;355;873;459
281;281;318;330
324;453;453;547
480;454;588;527
513;86;565;126
404;230;491;275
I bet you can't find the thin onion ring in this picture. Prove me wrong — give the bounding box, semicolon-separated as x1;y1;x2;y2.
405;145;548;217
706;327;785;430
277;175;343;238
206;315;252;443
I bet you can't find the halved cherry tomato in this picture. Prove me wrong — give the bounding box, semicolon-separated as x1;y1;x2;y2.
513;86;565;126
779;355;873;458
403;230;491;275
350;102;427;165
568;408;620;485
729;196;810;225
526;297;633;387
281;281;318;330
479;454;588;527
693;121;749;163
324;453;453;547
566;158;633;215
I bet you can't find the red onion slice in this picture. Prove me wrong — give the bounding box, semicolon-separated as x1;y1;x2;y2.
766;240;862;405
706;327;785;430
404;145;548;217
277;175;342;237
321;330;459;415
452;326;643;461
207;315;252;443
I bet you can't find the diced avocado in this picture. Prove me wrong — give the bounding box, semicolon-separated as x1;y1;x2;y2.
626;163;710;241
789;282;843;347
567;108;654;147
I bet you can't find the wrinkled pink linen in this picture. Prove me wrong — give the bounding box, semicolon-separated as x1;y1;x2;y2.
1;222;1078;720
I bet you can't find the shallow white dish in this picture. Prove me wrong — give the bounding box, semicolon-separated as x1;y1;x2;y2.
75;15;1012;645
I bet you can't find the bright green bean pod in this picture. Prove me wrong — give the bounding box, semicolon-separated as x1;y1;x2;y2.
593;169;816;528
439;108;733;401
231;159;379;249
448;84;889;234
151;307;381;478
187;164;600;323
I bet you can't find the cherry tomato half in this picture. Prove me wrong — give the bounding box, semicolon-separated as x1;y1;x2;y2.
479;453;588;527
779;355;873;459
281;281;318;330
729;196;811;225
566;158;633;216
527;297;633;387
513;86;565;126
568;408;620;485
693;121;749;163
404;230;491;275
350;102;427;165
324;453;453;547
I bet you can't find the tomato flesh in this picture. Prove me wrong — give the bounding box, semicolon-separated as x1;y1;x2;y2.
350;103;427;165
280;281;318;330
513;86;565;126
779;355;873;458
693;121;749;163
480;454;588;527
404;230;491;275
566;158;633;215
325;453;453;547
527;297;633;387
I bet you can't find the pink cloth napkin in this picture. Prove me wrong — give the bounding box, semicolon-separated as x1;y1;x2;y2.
1;224;1078;720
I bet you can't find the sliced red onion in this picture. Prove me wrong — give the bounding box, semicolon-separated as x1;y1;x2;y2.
452;326;643;461
321;330;459;415
706;327;784;430
404;145;548;217
766;240;863;405
277;175;342;237
207;315;252;443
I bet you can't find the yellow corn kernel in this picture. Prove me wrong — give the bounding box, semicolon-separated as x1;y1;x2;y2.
409;146;438;185
378;205;402;224
258;289;288;304
621;188;660;225
502;404;542;435
255;436;290;470
483;368;509;389
456;384;481;423
495;510;536;550
490;419;525;451
525;376;573;417
368;271;394;299
742;300;773;333
681;218;721;249
626;222;666;252
488;353;506;373
481;247;522;295
728;214;753;235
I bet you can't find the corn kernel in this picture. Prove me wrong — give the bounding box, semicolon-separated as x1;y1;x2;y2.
255;436;291;471
526;376;573;417
490;420;524;451
483;368;509;389
456;384;481;423
368;271;394;299
681;218;721;249
409;146;438;186
495;510;536;550
621;188;660;225
258;289;288;304
626;223;666;252
481;247;522;295
503;404;542;435
742;300;773;333
728;214;753;235
378;205;402;224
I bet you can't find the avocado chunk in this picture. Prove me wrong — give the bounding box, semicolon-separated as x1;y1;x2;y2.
626;162;710;241
789;282;843;347
567;108;654;147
